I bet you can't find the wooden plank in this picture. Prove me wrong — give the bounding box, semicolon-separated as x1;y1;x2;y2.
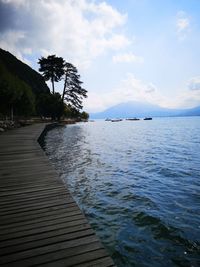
0;172;60;180
0;199;75;214
0;228;95;256
0;185;66;197
0;235;99;264
0;180;64;190
0;205;81;225
0;191;71;207
39;248;110;267
0;224;92;249
76;257;115;267
0;215;88;242
0;124;115;266
0;210;83;230
1;242;104;267
0;191;70;207
0;214;86;236
0;181;64;192
0;188;70;203
0;206;80;225
0;202;78;218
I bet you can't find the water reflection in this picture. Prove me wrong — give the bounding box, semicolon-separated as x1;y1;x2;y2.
45;118;200;267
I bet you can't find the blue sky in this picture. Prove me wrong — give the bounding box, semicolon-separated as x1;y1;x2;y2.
0;0;200;112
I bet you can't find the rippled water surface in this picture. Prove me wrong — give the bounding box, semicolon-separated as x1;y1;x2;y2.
45;117;200;267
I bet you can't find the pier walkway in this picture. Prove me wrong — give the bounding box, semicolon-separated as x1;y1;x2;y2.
0;124;115;267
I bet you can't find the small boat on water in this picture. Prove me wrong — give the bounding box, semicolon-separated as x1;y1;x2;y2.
105;118;111;121
111;119;123;122
126;118;140;121
144;117;152;120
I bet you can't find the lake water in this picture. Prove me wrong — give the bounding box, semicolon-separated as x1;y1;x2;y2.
44;117;200;267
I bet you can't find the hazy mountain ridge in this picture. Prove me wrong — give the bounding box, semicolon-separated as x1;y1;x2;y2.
90;101;200;119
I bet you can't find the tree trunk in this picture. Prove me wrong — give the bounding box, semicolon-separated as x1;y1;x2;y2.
62;75;67;102
51;77;55;94
11;105;13;121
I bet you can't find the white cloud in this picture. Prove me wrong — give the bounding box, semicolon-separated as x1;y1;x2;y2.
84;73;200;112
112;52;143;63
118;73;163;104
0;0;130;69
0;30;32;64
177;18;189;31
1;0;26;5
84;73;165;112
188;76;200;91
176;11;190;40
145;83;156;93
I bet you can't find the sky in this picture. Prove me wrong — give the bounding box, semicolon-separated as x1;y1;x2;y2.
0;0;200;112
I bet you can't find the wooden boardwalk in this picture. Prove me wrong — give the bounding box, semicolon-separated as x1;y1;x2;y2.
0;124;115;267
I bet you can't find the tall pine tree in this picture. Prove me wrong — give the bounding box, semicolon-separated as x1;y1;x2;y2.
62;62;87;110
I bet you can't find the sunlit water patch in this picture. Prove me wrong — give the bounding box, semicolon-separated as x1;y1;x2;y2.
45;117;200;267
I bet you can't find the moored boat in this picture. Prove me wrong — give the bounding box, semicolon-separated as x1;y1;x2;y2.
126;118;140;121
111;119;123;122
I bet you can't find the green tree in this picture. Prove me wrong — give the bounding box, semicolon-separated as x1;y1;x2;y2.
36;93;51;118
38;55;65;94
0;62;35;118
81;111;89;120
62;62;87;109
49;93;65;120
36;93;65;121
14;82;35;117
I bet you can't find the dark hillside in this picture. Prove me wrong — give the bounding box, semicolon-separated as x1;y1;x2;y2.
0;48;49;96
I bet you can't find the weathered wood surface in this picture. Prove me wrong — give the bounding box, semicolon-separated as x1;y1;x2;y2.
0;124;115;267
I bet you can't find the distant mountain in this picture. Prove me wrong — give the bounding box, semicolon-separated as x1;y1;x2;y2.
90;101;200;119
0;48;49;97
181;106;200;116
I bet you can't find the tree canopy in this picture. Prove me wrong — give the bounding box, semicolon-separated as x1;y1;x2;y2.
38;55;88;111
62;62;87;110
38;55;65;94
